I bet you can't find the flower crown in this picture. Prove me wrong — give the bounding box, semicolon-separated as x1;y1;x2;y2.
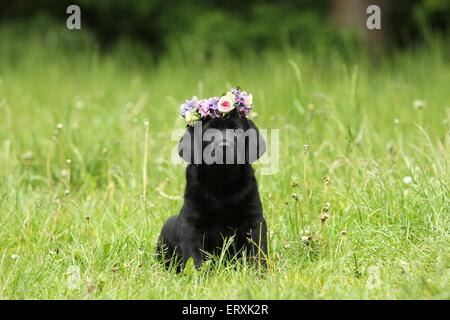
179;87;253;126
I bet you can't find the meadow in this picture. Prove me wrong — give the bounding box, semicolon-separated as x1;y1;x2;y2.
0;27;449;299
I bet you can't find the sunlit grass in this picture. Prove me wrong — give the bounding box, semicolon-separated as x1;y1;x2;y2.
0;27;449;299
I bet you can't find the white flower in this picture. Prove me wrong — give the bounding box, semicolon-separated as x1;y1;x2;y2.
243;92;253;107
413;100;426;110
217;92;235;113
11;254;19;260
403;176;413;184
185;109;201;126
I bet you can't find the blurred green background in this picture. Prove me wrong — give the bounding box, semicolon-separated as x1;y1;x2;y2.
1;0;449;56
0;1;449;300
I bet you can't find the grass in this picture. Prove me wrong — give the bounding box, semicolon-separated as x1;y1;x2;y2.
0;26;449;299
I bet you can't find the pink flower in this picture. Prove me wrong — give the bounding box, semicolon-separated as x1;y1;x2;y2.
217;92;235;113
198;100;210;117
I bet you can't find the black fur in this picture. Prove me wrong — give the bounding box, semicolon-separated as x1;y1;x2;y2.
156;116;268;271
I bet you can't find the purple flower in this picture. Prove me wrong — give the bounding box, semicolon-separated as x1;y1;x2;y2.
179;88;253;123
230;87;253;116
206;97;218;110
205;97;219;117
179;96;199;118
241;92;253;115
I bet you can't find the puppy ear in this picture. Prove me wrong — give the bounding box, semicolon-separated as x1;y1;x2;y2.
246;119;266;163
178;123;203;164
178;126;194;163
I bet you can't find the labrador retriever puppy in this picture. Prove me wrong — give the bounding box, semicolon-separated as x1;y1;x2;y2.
156;115;267;271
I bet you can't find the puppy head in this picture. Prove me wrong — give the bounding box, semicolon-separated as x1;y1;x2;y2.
178;116;265;164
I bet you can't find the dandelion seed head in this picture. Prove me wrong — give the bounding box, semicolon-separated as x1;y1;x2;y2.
320;213;330;222
301;235;312;243
291;176;299;189
303;144;310;154
413;99;426;110
403;176;413;184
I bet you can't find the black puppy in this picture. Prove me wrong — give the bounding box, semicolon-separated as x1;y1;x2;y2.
156;116;268;270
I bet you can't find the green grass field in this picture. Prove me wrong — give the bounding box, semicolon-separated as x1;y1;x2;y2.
0;28;449;299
